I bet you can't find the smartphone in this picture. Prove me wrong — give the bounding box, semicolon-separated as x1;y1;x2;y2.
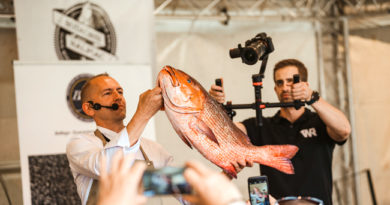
142;166;192;197
248;176;270;205
215;78;223;88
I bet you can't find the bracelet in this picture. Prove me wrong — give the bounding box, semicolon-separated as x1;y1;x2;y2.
307;91;320;105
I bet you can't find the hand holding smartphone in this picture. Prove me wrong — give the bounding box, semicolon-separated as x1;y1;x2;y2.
142;166;192;197
248;176;270;205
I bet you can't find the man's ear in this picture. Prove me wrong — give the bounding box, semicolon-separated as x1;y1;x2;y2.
82;102;95;117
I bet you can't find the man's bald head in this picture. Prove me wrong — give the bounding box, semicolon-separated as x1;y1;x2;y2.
81;73;110;104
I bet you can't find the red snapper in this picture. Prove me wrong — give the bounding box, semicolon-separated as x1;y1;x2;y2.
158;65;298;177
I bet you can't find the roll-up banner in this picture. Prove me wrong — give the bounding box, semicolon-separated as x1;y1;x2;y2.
13;0;154;64
14;62;155;204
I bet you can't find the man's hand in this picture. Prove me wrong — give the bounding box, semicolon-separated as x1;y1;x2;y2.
97;152;147;205
126;87;163;146
222;160;253;180
183;160;244;205
209;84;226;104
291;82;312;101
232;159;253;175
136;86;163;120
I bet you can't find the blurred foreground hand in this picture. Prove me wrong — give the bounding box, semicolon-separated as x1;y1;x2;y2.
184;160;245;205
97;152;147;205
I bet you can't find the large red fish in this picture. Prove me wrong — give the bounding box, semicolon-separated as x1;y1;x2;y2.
158;65;298;177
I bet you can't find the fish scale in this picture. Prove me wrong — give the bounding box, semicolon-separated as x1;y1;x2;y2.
158;65;299;177
202;98;254;164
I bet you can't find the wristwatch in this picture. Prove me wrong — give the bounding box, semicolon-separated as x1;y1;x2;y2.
307;91;320;105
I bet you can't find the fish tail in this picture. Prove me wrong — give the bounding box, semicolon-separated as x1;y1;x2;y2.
252;145;299;174
270;144;299;159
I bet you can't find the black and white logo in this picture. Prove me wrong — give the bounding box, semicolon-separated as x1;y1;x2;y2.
53;2;117;60
300;128;318;138
67;74;94;122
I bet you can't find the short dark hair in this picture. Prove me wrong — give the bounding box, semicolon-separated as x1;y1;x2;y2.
81;73;109;103
273;59;308;82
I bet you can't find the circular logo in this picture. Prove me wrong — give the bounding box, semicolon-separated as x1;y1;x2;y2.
54;2;117;60
67;74;94;122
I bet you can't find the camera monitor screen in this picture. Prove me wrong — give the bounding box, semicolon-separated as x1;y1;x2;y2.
248;176;270;205
143;167;192;196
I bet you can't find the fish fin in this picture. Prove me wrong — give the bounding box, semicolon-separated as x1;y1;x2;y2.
178;132;193;149
222;165;237;179
189;116;219;146
169;116;192;149
266;157;295;175
253;145;299;175
174;126;193;149
278;145;299;159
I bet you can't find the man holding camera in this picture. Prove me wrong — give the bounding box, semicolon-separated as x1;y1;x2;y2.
66;73;173;205
210;59;351;204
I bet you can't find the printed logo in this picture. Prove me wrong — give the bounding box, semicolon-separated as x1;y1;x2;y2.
66;74;94;122
300;128;317;138
53;2;117;60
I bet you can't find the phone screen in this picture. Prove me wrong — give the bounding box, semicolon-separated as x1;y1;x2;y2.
248;176;270;205
142;167;192;197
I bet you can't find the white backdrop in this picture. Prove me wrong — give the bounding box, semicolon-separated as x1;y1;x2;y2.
153;19;318;204
14;62;155;204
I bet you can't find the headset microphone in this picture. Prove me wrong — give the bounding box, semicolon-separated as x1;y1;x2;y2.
88;101;119;111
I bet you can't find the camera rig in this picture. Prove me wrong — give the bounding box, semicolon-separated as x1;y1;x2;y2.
220;33;305;127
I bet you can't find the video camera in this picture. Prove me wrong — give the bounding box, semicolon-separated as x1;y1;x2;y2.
220;32;304;127
229;33;274;65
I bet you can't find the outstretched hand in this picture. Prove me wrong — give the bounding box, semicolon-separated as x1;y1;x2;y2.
291;82;312;101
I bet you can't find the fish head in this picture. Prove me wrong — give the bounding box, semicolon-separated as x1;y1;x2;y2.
158;65;206;113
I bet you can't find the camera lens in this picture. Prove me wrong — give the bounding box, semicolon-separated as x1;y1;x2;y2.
242;48;258;65
229;48;241;59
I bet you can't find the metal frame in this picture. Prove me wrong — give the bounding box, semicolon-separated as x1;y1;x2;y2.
153;0;390;19
316;16;360;205
2;0;389;20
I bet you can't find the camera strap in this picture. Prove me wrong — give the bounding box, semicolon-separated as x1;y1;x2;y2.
94;129;110;145
86;129;109;205
139;146;155;169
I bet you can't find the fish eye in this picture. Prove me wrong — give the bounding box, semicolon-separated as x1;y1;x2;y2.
187;78;191;83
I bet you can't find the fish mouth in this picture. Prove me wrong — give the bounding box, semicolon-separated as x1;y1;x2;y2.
159;66;200;114
164;65;180;87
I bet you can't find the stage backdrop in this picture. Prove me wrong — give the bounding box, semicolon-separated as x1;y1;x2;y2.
13;0;154;64
14;62;155;205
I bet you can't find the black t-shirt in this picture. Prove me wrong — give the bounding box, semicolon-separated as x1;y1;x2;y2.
242;108;345;205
